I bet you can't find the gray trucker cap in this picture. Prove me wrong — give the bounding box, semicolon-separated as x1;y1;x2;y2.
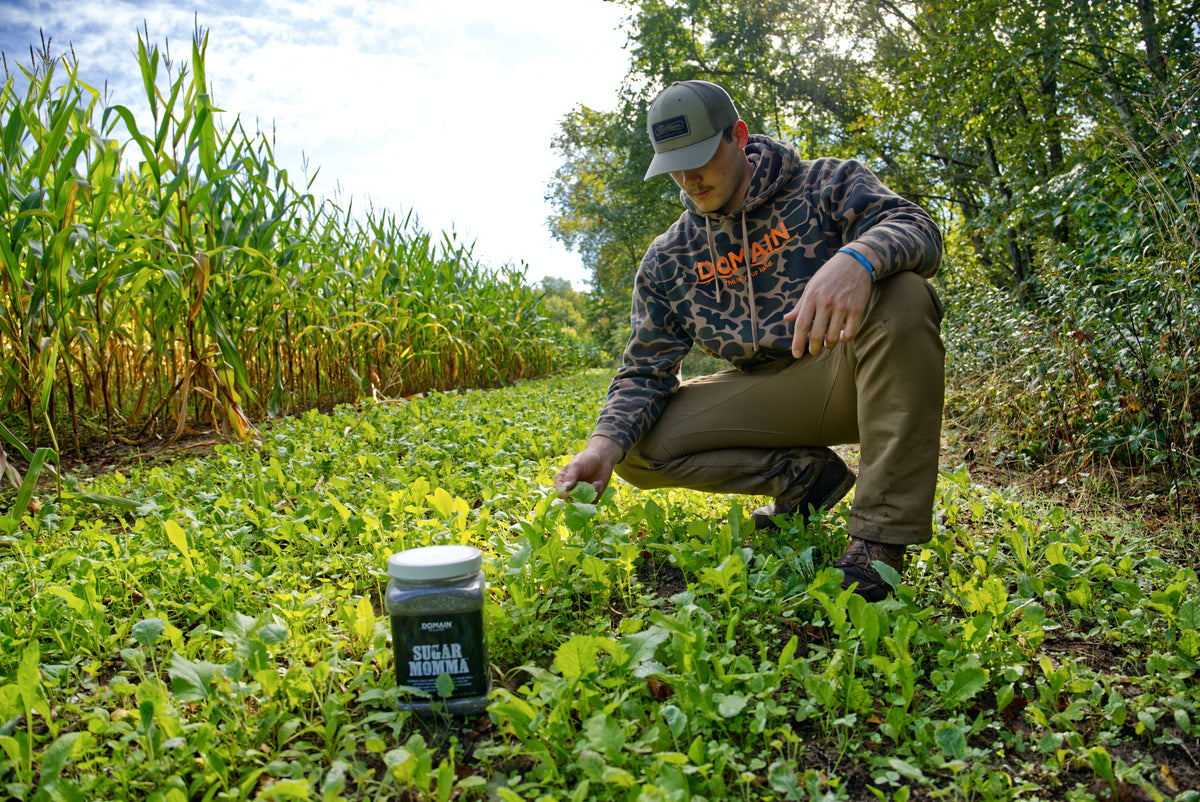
643;80;739;180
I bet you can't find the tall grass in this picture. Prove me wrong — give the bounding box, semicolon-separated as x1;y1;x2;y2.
0;29;559;476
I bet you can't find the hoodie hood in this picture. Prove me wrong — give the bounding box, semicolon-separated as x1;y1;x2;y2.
678;134;800;220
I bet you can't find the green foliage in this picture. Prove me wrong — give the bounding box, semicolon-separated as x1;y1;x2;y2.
535;278;610;371
536;277;587;334
622;0;869;154
943;248;1200;515
1;373;1197;799
1050;83;1200;269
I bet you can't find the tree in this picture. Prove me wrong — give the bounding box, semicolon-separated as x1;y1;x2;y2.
537;277;587;334
847;0;1198;287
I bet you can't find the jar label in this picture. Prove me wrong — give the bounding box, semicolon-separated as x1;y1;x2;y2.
392;610;489;698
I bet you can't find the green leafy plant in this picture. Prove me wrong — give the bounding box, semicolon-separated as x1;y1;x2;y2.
0;372;1197;799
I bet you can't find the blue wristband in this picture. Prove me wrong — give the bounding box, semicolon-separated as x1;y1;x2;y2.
838;246;876;280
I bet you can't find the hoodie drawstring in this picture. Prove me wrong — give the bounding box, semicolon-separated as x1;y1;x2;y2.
704;217;720;305
741;212;759;352
704;212;760;352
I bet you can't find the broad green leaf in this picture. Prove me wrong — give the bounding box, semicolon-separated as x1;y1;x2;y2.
258;622;289;646
995;682;1016;712
12;447;52;522
564;500;599;531
872;559;903;592
132;618;165;648
619;625;668;669
426;487;459;517
935;723;967;759
601;766;636;788
848;596;881;652
17;642;50;720
321;762;347;802
554;635;613;680
38;731;80;785
259;779;312;799
1045;542;1068;566
1180;598;1200;630
353;596;375;642
660;704;687;740
0;685;19;721
767;762;804;800
945;666;989;705
1087;746;1114;783
717;693;748;718
168;653;221;702
579;554;610;586
888;757;927;782
778;635;798;670
578;749;605;782
163;519;194;575
568;482;597;504
583;712;625;759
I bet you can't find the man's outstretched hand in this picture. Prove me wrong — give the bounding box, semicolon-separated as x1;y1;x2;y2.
554;435;624;499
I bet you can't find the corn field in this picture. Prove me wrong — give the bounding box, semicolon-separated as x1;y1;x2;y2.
0;29;559;474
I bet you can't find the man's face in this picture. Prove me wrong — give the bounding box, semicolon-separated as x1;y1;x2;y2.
670;121;751;215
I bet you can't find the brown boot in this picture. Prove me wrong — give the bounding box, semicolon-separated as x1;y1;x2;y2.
834;538;906;602
751;453;855;532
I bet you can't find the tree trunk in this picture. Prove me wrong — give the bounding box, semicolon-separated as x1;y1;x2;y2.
983;132;1029;290
1039;6;1069;243
1076;0;1140;138
1135;0;1170;85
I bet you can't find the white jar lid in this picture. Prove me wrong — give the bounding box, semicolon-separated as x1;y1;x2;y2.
388;545;482;581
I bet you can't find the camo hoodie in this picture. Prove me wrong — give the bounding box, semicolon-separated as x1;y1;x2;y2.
593;134;942;454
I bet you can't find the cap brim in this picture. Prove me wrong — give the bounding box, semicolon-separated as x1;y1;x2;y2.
643;132;723;180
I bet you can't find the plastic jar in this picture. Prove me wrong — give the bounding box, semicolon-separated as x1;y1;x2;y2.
385;544;490;715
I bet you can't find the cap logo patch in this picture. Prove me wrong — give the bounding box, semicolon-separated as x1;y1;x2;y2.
652;114;691;144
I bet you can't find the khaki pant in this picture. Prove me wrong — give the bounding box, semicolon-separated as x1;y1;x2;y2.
615;271;945;545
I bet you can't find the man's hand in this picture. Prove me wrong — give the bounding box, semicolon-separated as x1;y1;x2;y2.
554;435;624;499
785;248;874;357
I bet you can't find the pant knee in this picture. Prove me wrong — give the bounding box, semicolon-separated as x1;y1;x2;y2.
869;272;943;330
612;445;660;489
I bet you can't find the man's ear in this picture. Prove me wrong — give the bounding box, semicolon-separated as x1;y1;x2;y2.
734;119;749;148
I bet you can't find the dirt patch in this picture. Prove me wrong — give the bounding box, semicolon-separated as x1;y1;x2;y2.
636;548;688;600
23;428;224;481
1041;637;1134;675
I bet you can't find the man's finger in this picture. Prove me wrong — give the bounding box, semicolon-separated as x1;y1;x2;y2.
792;322;810;357
554;464;577;491
824;310;846;349
840;311;861;342
789;305;811;357
807;308;833;355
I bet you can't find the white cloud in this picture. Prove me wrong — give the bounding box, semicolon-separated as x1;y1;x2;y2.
0;0;631;288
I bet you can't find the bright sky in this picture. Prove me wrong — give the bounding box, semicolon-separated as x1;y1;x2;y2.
0;0;632;289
